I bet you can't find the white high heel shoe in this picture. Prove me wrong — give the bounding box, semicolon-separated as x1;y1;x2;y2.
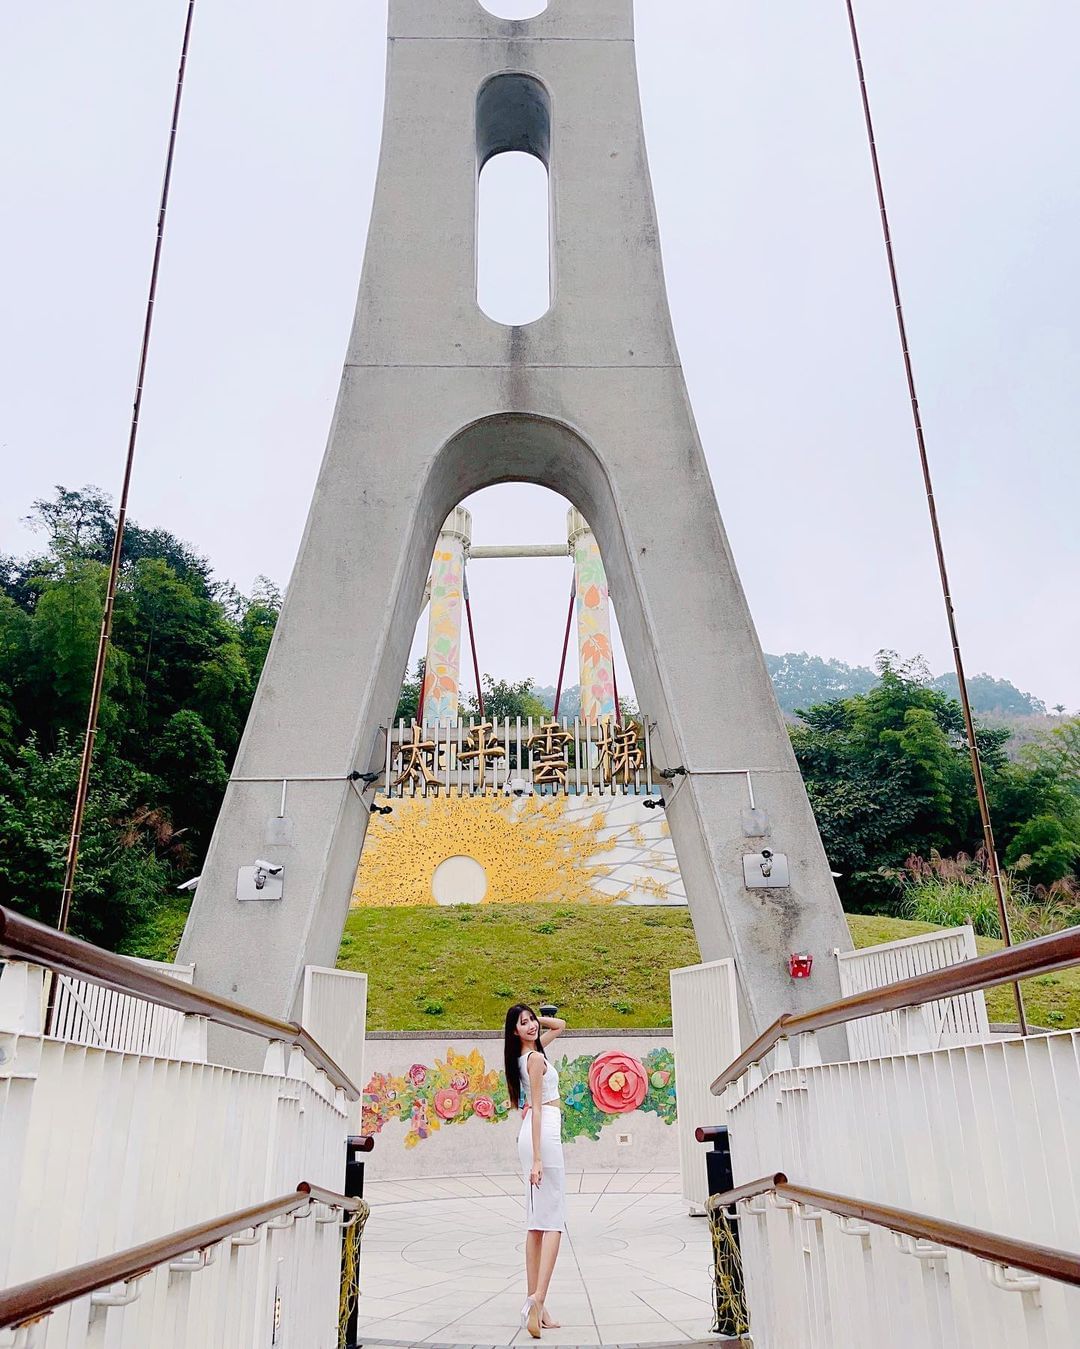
521;1295;542;1339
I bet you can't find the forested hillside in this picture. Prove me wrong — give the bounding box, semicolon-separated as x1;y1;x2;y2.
2;486;1077;947
536;655;1050;722
0;488;280;945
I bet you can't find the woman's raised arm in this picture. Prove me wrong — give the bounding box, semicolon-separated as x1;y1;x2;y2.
538;1014;566;1048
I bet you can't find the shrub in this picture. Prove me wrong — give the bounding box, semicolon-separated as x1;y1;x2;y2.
898;851;1080;940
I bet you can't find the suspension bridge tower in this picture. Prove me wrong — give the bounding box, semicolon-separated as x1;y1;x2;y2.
179;0;852;1047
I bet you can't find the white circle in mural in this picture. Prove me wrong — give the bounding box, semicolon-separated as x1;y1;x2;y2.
432;855;488;905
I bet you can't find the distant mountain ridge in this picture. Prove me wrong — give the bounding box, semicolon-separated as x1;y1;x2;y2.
535;654;1047;720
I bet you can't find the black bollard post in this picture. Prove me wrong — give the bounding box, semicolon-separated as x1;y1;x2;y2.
344;1134;374;1347
695;1124;746;1338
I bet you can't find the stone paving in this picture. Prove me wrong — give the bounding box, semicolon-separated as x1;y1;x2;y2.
354;1170;722;1349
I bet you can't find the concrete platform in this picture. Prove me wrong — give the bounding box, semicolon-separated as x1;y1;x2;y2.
354;1170;727;1348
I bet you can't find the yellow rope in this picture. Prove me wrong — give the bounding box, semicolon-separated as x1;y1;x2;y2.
338;1198;371;1347
706;1200;749;1337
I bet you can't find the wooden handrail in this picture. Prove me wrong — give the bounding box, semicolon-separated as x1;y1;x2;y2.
0;1183;363;1329
707;1175;1080;1289
711;924;1080;1094
0;905;360;1100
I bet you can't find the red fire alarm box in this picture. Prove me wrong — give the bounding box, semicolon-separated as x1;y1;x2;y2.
789;952;813;979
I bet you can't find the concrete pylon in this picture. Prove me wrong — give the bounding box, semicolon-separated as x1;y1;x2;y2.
179;0;851;1051
421;507;472;723
567;508;615;721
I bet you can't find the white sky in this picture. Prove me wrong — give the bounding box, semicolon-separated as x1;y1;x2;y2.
1;1;1077;709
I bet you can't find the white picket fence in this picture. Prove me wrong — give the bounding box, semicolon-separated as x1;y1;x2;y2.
835;925;990;1056
0;958;365;1349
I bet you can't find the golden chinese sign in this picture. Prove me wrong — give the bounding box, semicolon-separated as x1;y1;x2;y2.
393;722;441;791
383;716;651;797
527;720;573;788
595;718;645;786
457;722;506;775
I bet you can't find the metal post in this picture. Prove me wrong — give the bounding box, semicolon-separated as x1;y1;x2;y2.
696;1125;746;1337
343;1135;373;1347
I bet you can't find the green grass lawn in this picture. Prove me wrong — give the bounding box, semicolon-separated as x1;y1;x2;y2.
130;899;1080;1033
338;904;699;1030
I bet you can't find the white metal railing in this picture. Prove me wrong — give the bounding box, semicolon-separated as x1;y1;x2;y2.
301;965;367;1125
704;926;1080;1347
835;925;990;1056
724;1030;1080;1253
50;958;198;1059
719;1176;1079;1349
0;958;354;1348
0;1185;362;1349
670;958;739;1212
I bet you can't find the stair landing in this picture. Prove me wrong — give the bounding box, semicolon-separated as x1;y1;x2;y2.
353;1170;724;1347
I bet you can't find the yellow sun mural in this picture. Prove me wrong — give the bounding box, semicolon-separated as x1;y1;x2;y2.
352;795;616;908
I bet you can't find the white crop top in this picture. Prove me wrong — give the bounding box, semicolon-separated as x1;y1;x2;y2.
519;1051;560;1106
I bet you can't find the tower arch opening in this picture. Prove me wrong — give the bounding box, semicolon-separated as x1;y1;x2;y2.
478;2;549;23
476;75;552;325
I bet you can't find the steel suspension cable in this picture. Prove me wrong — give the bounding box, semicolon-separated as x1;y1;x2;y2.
463;569;485;720
54;0;198;939
553;579;575;719
843;0;1026;1032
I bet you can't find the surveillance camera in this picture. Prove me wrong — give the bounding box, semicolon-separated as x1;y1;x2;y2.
177;875;202;892
253;859;284;876
761;849;773;860
504;777;533;798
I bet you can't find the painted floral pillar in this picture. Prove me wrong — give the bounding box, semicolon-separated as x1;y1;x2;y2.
421;507;472;722
568;508;616;721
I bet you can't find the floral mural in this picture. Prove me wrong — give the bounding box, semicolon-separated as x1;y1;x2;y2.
559;1047;675;1141
421;543;466;722
573;529;616;721
362;1045;676;1147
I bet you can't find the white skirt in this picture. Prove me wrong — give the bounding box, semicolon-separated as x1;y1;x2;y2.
517;1106;566;1233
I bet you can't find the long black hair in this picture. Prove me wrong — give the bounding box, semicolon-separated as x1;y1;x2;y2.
503;1003;546;1110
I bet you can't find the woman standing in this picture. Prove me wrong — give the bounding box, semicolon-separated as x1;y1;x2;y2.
504;1002;567;1339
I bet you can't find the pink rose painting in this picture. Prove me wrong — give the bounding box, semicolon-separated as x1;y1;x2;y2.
472;1095;495;1120
408;1064;427;1087
588;1051;649;1114
433;1087;461;1120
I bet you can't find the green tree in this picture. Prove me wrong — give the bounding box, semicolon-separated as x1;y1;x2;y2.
766;651;878;715
0;734;181;948
791;653;1029;909
0;486;287;951
151;710;230;849
1004;815;1080;887
464;675;550;722
394;660;425;724
26;561;133;741
237;576;281;682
